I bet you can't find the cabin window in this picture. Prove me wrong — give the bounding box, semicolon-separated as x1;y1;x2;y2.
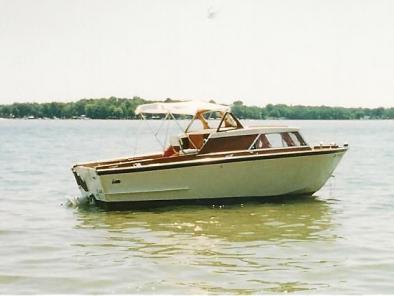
281;132;295;146
265;133;284;148
251;134;271;149
251;132;307;149
291;132;307;146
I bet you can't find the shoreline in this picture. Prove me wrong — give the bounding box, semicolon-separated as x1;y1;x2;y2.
1;97;393;120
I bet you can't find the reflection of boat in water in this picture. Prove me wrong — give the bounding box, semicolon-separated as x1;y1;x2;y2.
75;197;333;242
72;198;337;294
72;101;347;207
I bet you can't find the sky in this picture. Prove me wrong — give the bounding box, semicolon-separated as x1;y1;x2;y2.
0;0;393;107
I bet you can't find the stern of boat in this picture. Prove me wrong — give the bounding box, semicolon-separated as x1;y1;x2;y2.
72;165;105;202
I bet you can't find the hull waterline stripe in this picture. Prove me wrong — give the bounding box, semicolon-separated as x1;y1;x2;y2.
94;194;315;209
97;148;347;176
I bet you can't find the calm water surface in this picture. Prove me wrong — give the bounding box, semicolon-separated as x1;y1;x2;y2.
0;119;393;294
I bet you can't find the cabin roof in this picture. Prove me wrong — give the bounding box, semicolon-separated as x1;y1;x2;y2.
208;126;300;138
135;101;231;116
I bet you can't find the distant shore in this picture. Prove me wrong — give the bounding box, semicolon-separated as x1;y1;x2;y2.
1;97;393;120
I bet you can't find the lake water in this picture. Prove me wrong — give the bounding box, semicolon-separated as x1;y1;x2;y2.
0;119;393;294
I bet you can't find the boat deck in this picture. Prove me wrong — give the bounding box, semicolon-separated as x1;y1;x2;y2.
74;145;343;173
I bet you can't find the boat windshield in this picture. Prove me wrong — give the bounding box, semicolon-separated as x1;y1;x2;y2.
186;112;242;132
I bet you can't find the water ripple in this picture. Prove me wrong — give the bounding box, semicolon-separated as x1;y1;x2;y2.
1;120;394;293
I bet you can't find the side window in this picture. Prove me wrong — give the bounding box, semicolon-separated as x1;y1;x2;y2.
265;133;284;148
251;134;271;149
288;132;300;146
281;132;295;146
292;132;307;146
252;132;307;149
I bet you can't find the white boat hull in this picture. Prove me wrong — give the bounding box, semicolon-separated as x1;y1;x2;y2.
73;149;346;204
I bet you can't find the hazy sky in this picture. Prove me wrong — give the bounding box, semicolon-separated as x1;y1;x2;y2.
0;0;393;107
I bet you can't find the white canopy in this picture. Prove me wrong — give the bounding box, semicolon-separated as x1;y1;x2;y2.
135;101;231;116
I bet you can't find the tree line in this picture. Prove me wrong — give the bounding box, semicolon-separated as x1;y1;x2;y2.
0;96;393;120
232;101;394;120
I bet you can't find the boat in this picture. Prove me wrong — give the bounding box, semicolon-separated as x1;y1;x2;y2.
72;101;348;207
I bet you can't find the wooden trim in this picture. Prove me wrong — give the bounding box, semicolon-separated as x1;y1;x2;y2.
199;134;256;154
96;148;347;175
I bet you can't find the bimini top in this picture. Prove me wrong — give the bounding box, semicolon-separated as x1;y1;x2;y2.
135;101;231;116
